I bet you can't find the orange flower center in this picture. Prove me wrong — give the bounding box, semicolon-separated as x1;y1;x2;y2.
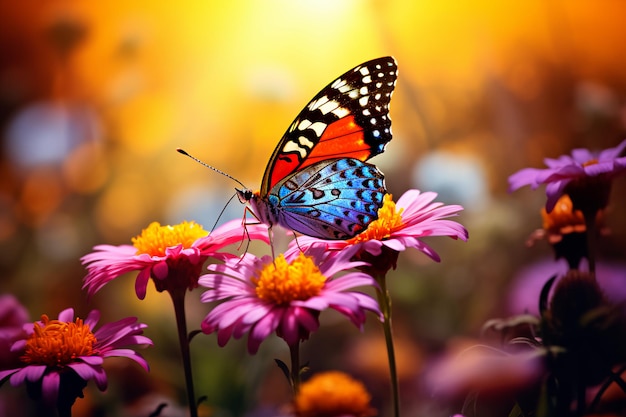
347;194;405;244
541;194;586;236
294;371;376;417
22;315;97;367
582;158;598;167
253;253;326;305
132;221;208;256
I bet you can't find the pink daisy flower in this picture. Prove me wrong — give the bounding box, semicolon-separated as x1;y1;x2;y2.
292;190;468;274
508;139;626;213
199;245;382;354
0;308;151;409
81;219;269;299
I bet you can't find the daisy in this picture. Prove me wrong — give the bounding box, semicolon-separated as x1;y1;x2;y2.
508;139;626;214
81;219;269;300
199;244;381;355
81;219;269;417
0;308;151;413
289;190;467;417
293;190;468;274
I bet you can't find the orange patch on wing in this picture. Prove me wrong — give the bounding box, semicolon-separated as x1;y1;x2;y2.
269;152;300;192
266;116;372;193
301;115;371;168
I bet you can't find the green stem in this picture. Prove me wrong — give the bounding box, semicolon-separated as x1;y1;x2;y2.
169;289;198;417
375;273;400;417
289;341;301;395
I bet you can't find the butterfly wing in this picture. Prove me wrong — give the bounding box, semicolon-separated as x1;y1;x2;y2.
260;57;398;196
267;158;386;240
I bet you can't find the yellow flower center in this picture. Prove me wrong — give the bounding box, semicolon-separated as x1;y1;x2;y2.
22;315;97;367
132;221;208;256
347;194;405;244
253;253;326;305
294;371;375;417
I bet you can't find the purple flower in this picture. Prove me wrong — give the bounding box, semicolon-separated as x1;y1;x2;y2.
425;339;544;400
507;258;626;316
81;219;269;299
509;139;626;213
0;308;151;406
199;245;381;354
0;295;29;370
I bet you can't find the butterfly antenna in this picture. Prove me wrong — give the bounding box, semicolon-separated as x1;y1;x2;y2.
208;192;238;234
176;148;247;189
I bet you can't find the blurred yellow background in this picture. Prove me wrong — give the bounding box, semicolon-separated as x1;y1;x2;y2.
1;1;626;416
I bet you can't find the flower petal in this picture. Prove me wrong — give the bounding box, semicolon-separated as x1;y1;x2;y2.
41;371;60;405
135;268;151;300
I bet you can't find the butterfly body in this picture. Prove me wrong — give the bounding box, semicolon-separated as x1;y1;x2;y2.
240;57;398;240
238;157;386;239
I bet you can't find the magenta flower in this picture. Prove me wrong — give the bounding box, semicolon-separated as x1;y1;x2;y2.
199;245;382;354
508;139;626;213
292;190;468;274
81;219;269;299
425;341;543;400
507;258;626;316
287;190;467;417
0;308;151;408
0;295;29;370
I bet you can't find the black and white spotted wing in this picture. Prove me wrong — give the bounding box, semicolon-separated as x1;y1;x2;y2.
259;57;398;197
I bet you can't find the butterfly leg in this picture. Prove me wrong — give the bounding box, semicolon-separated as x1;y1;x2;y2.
241;206;277;260
291;231;304;254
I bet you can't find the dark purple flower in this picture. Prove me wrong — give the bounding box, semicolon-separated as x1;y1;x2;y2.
509;140;626;213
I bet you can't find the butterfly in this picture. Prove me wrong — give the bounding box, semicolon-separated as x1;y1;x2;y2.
236;57;398;240
179;57;398;240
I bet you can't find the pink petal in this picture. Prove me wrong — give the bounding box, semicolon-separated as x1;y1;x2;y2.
324;273;377;291
41;371;60;405
78;356;104;365
293;307;319;333
248;310;282;353
57;308;75;322
151;260;169;280
84;309;100;329
0;368;18;382
279;309;300;346
67;362;100;381
101;349;150;371
135;268;151;300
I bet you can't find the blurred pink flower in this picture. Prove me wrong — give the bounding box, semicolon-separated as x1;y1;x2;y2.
507;258;626;316
0;295;29;370
81;219;269;299
0;308;151;406
508;139;626;213
199;245;381;354
426;339;544;400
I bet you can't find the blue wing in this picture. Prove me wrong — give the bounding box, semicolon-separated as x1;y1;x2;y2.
267;158;386;239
